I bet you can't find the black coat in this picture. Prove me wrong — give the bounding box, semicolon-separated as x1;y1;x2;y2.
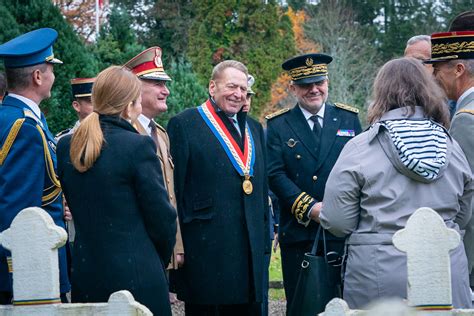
267;103;362;244
167;106;268;305
57;115;176;316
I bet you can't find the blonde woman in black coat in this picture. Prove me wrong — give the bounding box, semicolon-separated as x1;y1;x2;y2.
57;66;177;315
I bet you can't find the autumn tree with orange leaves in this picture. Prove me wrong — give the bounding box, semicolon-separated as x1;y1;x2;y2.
262;7;319;121
53;0;109;42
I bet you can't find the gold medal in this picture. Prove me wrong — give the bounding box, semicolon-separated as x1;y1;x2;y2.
243;175;253;195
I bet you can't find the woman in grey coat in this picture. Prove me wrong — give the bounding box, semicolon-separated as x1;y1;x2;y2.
317;58;474;309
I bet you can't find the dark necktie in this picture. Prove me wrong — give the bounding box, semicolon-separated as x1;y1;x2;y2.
149;121;159;147
229;117;241;137
309;115;322;152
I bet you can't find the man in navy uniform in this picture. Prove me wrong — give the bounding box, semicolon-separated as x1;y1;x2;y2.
55;77;95;140
0;28;70;304
266;53;362;311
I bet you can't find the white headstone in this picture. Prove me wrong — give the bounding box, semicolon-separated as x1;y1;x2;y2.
0;207;153;315
364;299;417;316
0;207;66;305
392;207;460;309
321;298;351;315
106;291;152;315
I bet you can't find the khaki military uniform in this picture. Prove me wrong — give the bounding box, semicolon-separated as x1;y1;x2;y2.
135;120;184;269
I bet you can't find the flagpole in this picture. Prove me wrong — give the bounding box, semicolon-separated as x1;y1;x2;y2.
95;0;100;40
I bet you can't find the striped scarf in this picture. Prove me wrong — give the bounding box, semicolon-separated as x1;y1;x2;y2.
381;119;447;180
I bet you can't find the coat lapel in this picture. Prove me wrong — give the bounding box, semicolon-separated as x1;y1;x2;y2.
315;104;341;171
285;105;319;161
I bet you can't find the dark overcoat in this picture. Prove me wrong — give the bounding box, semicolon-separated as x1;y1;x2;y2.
57;115;176;316
267;103;362;244
0;95;70;294
167;106;268;305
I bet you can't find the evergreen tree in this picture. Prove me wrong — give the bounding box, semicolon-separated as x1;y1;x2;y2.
346;0;445;60
188;0;295;117
146;0;195;59
1;0;99;133
287;0;308;11
0;5;21;44
439;0;474;29
93;6;146;70
305;0;380;121
156;59;208;126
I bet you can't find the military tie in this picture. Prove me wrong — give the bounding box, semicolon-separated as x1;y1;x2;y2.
149;120;159;147
310;115;322;152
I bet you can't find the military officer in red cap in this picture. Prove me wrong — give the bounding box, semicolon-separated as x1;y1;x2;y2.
123;48;184;275
426;29;474;290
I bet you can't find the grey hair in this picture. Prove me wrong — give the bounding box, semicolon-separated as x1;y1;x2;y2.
447;59;474;77
406;35;431;46
461;59;474;76
211;60;248;81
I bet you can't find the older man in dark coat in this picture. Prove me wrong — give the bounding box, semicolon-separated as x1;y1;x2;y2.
168;60;268;315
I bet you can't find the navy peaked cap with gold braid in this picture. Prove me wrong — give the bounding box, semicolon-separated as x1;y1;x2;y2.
282;53;332;84
425;31;474;63
71;77;95;98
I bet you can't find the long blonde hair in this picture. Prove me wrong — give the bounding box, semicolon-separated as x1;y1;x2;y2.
70;66;141;172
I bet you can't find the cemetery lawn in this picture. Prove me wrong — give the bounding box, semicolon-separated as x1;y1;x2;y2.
269;248;285;301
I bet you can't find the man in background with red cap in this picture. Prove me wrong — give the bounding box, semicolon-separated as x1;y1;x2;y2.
123;48;184;301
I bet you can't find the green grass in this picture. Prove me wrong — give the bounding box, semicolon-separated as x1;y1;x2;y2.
269;248;283;281
268;248;285;301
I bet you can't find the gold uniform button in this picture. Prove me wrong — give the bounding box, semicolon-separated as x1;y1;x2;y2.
312;175;318;181
296;154;301;159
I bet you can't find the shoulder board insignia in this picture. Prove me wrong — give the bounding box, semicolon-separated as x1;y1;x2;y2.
456;109;474;116
265;108;290;120
23;109;39;122
334;102;359;114
55;128;71;139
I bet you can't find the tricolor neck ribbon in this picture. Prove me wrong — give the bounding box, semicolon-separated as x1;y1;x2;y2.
198;99;255;178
